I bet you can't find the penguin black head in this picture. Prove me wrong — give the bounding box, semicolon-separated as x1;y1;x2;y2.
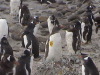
1;54;16;68
19;50;31;61
86;3;95;12
50;15;56;21
1;37;9;45
80;53;92;64
49;15;59;26
81;53;88;59
34;16;39;21
24;49;31;56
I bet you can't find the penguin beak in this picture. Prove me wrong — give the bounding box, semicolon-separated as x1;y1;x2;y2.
79;53;88;59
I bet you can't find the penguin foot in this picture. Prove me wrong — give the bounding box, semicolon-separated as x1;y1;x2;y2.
34;56;41;61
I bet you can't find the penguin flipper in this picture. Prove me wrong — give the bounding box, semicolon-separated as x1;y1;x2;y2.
85;67;89;75
26;40;31;49
22;38;25;48
45;39;49;59
26;63;31;75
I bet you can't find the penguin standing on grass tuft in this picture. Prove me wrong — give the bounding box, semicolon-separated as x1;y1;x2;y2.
45;16;62;63
81;53;99;75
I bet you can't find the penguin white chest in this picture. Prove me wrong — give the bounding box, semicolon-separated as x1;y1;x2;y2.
47;18;54;34
23;35;32;49
81;22;87;43
46;33;62;62
33;23;40;36
82;65;85;75
66;31;74;54
19;8;21;23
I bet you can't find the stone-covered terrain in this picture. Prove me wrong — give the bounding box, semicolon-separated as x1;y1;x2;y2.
0;0;100;75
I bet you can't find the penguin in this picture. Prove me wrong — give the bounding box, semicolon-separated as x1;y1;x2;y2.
81;16;93;44
1;37;13;55
81;53;99;75
0;19;9;42
19;1;31;26
22;30;40;60
45;22;62;63
72;19;82;50
62;23;80;54
47;15;60;34
15;49;33;75
0;54;17;75
84;4;95;43
33;16;40;36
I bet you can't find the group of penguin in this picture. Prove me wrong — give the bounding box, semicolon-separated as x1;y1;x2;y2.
0;0;99;75
0;36;33;75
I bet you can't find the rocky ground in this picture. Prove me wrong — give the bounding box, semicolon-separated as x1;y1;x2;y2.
0;0;100;75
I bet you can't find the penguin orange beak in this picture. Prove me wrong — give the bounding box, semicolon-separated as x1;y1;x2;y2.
78;54;83;58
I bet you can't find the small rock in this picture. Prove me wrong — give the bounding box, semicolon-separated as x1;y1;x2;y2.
40;21;48;28
39;16;48;22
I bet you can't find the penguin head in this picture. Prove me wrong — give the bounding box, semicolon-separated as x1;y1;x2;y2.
81;53;88;59
34;16;39;22
1;54;16;68
1;37;9;45
29;16;40;26
86;3;95;12
51;15;56;23
24;49;31;56
49;15;60;27
80;53;92;63
21;49;31;58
